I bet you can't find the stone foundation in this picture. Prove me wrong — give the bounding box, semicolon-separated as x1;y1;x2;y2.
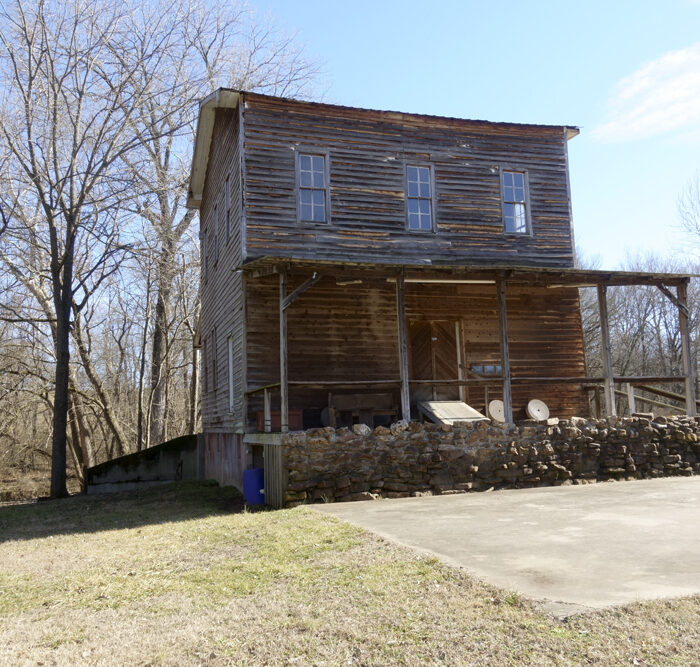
281;416;700;506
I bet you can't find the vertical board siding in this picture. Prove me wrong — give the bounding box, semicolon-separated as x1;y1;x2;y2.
244;275;588;427
200;108;246;433
204;433;244;488
405;283;588;417
263;443;286;508
241;94;575;267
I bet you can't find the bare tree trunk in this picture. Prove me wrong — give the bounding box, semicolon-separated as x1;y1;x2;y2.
137;267;152;451
149;275;171;447
49;230;73;498
72;312;128;457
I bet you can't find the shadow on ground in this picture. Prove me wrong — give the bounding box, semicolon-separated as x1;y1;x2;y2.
0;481;264;542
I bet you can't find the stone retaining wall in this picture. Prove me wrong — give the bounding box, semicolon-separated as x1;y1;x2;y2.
281;416;700;506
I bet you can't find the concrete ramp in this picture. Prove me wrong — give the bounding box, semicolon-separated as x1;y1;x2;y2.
417;400;489;425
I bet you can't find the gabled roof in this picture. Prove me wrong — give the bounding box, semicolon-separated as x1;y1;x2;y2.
186;88;580;210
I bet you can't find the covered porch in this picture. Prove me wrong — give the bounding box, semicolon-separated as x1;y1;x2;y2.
241;259;697;432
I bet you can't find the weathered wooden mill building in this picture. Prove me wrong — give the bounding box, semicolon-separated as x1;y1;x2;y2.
187;89;696;490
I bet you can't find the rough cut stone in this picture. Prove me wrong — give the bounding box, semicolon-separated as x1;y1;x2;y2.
278;416;700;507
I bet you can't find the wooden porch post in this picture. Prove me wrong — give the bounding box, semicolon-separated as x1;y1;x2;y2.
626;383;636;416
396;273;411;421
496;279;513;424
678;281;697;417
597;284;616;416
279;268;288;433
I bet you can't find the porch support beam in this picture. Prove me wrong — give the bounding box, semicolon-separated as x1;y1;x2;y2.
626;383;636;415
678;281;697;417
496;279;513;424
279;268;288;433
282;272;322;310
597;284;616;416
396;272;411;421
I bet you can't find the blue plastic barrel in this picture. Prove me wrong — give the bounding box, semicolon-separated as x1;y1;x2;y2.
242;467;265;505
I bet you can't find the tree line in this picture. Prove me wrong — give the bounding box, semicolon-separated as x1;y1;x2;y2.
0;0;320;496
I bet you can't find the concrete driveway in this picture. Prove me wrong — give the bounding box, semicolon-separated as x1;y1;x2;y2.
314;477;700;612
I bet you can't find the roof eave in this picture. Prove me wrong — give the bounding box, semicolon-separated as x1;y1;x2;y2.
186;89;241;210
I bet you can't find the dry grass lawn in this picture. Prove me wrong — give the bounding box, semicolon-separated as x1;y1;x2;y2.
1;482;699;666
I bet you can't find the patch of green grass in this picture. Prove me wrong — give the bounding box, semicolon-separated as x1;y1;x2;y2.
1;481;699;666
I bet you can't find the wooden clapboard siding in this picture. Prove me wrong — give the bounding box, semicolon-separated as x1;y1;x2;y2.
241;93;575;267
200;107;246;433
405;283;588;416
245;274;401;426
244;274;588;427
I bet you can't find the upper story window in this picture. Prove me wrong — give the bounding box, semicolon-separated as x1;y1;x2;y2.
298;153;328;222
501;170;530;234
406;165;434;231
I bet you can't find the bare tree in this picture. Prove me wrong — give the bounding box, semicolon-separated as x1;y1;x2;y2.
0;0;322;497
0;0;180;496
119;0;321;447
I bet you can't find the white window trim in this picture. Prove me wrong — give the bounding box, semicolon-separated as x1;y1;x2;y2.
295;149;331;223
500;167;533;236
404;162;437;233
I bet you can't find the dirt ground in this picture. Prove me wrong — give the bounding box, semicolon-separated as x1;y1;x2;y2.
0;464;82;502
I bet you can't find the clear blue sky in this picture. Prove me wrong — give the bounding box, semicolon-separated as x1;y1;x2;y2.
256;0;700;270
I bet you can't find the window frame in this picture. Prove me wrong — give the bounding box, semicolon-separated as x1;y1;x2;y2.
404;162;437;233
211;327;217;392
225;174;231;242
201;230;208;282
295;149;331;224
500;167;532;236
227;334;234;413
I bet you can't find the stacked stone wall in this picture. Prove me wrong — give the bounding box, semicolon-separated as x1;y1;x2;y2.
282;416;700;506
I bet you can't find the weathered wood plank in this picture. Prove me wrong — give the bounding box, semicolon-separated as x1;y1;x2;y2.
279;269;288;433
396;273;411;421
496;279;513;424
597;284;616;417
678;281;697;417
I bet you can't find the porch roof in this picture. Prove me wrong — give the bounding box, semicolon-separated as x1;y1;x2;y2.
238;256;695;288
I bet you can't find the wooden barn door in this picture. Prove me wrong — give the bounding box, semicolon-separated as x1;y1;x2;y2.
408;320;460;402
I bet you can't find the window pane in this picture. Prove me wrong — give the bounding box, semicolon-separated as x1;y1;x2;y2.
512;172;524;188
312;189;324;206
407;198;419;214
407;166;418;182
419;181;431;198
504;185;514;202
407;180;419;197
300;170;312;187
313;200;325;222
503;171;513;187
513;203;526;232
419;199;430;215
300;189;312;205
504;203;515;232
514;186;524;202
418;167;429;183
313;155;324;173
408;212;420;229
301;202;313;220
300;154;311;171
420;212;431;230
